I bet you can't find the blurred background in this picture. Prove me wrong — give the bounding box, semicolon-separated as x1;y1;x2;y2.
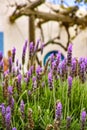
0;0;87;66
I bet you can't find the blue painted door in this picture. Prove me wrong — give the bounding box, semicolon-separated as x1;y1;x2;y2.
0;32;4;55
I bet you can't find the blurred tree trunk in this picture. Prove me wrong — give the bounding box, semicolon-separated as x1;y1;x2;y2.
29;15;35;43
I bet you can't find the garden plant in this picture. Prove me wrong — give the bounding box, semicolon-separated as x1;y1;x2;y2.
0;40;87;130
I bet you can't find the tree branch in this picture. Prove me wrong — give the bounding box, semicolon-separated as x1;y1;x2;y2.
10;6;87;28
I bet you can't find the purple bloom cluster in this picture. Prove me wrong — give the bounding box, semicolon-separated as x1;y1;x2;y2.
22;40;27;65
5;106;11;130
67;44;72;66
81;110;86;130
32;76;37;90
29;42;34;59
55;101;62;121
8;57;12;73
36;65;42;80
48;71;53;90
12;47;16;63
68;76;72;97
20;100;25;119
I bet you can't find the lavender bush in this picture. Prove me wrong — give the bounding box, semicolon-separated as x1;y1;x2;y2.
0;41;87;130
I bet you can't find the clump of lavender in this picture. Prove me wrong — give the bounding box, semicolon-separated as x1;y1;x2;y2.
68;76;72;97
81;110;86;130
8;57;12;73
12;47;16;63
66;116;71;130
20;100;25;119
22;41;27;65
48;71;53;90
67;44;72;66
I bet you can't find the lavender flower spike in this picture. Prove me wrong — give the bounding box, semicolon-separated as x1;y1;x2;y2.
5;113;11;130
22;42;27;65
20;100;25;119
55;101;62;121
0;51;3;62
8;57;12;73
12;127;17;130
68;76;72;97
48;71;53;90
81;110;86;130
8;86;13;95
12;47;16;63
67;43;72;66
66;116;71;130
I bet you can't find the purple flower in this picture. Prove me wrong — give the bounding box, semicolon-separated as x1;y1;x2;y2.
1;104;6;127
12;47;16;63
8;57;12;73
67;44;72;66
66;116;71;129
0;51;3;62
36;65;42;79
18;74;22;83
12;127;17;130
79;62;85;83
5;113;11;129
22;42;27;65
29;42;34;58
81;110;86;130
17;74;22;94
68;76;72;97
68;76;72;87
56;52;61;66
32;76;37;89
55;101;62;120
48;71;53;90
6;106;11;114
58;59;67;81
1;104;5;116
50;54;54;63
0;60;3;71
8;86;13;95
20;100;25;118
71;58;77;77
